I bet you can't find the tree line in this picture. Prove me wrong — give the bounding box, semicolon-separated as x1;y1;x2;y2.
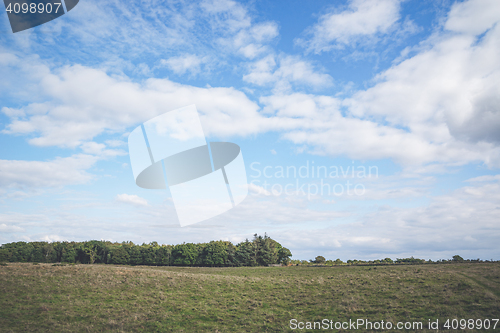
292;255;495;266
0;234;292;267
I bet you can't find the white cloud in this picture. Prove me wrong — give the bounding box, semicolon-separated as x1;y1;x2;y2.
1;107;25;118
0;223;25;233
260;92;441;165
3;0;279;81
243;55;333;92
466;174;500;182
201;0;278;59
242;54;276;85
204;192;350;225
234;22;279;59
345;29;500;142
2;0;500;171
80;142;107;155
116;194;149;207
445;0;500;35
252;0;496;167
260;75;500;165
38;0;194;60
332;2;500;166
276;179;500;260
160;54;207;75
201;0;250;30
1;60;267;147
105;139;126;148
250;22;279;43
0;155;97;189
1;177;499;260
1;0;499;263
248;183;271;196
80;141;127;158
297;0;402;53
40;235;66;242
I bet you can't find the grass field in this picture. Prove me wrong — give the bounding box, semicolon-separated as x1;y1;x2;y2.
0;263;499;332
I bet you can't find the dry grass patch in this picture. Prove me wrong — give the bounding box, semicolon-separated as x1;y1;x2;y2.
0;263;499;332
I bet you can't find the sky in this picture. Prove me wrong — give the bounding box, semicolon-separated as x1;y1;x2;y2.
1;0;500;261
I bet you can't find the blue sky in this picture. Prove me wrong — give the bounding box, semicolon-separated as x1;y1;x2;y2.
1;0;500;261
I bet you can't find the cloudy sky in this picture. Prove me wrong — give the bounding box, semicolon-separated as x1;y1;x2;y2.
1;0;499;261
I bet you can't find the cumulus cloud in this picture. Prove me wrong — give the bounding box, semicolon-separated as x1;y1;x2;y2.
201;0;279;59
243;55;333;92
466;174;500;182
248;183;271;196
250;0;500;167
260;92;445;165
297;0;402;53
104;139;126;148
333;0;500;166
0;223;25;233
24;0;195;66
0;154;97;189
275;178;500;260
2;0;280;83
160;54;208;75
445;0;500;35
3;49;499;168
116;194;150;207
214;193;349;224
1;60;267;147
2;0;500;170
80;141;127;157
2;175;499;260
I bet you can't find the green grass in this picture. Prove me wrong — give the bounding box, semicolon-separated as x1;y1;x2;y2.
0;263;499;332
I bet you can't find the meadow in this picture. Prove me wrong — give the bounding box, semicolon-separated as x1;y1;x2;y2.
0;262;499;332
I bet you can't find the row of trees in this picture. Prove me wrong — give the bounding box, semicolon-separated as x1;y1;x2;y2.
0;234;292;267
292;255;491;266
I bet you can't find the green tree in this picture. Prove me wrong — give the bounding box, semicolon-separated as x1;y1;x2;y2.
77;241;108;264
62;247;77;263
30;242;46;262
172;243;199;266
42;242;56;262
10;242;34;262
128;245;143;265
311;256;326;264
235;240;256;266
278;247;292;265
141;243;159;265
0;247;11;262
157;245;172;266
201;241;228;267
226;242;237;266
110;246;130;265
253;234;278;266
0;234;291;267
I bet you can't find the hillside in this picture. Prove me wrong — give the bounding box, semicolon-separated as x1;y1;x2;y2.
1;263;499;332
